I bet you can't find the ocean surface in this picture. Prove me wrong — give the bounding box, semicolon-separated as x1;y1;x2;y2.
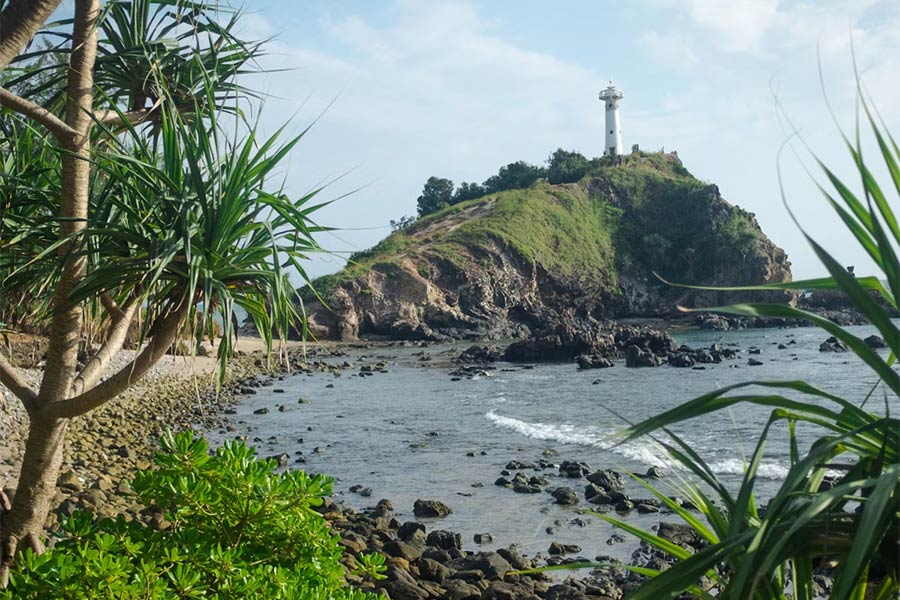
206;324;894;564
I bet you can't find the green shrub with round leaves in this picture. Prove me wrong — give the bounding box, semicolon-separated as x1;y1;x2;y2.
2;431;385;599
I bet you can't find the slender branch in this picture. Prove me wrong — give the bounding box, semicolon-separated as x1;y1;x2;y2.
99;291;125;322
94;107;157;128
45;302;188;419
71;297;139;396
93;98;183;129
0;86;76;141
0;0;62;72
0;352;36;412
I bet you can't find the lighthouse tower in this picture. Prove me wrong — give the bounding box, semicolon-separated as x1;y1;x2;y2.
599;81;624;156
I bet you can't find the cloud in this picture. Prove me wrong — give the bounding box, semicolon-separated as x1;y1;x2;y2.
244;0;899;279
251;1;611;246
684;0;780;53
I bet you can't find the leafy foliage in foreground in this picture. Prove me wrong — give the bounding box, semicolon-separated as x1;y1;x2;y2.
587;93;899;598
2;432;385;599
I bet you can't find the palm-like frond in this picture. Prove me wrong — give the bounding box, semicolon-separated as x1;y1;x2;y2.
7;0;265;126
592;91;899;598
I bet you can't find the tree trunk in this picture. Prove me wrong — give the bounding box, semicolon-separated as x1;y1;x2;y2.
0;0;99;589
0;416;68;586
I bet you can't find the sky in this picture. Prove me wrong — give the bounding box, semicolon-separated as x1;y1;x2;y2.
234;0;899;281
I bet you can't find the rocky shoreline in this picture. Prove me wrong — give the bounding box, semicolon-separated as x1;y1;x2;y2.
2;326;866;599
0;338;702;599
0;342;353;530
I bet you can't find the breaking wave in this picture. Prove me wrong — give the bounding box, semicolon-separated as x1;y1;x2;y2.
485;410;788;480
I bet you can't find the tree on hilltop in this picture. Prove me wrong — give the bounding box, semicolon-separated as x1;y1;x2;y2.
546;148;590;184
452;181;486;203
416;176;454;216
483;160;546;193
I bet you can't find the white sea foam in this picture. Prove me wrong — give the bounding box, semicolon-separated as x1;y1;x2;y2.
708;458;790;480
485;410;790;479
485;410;607;446
484;410;673;468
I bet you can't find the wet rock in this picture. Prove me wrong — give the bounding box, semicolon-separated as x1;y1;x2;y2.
497;547;533;571
658;522;704;549
474;533;494;544
349;484;373;497
636;503;660;514
587;491;613;505
586;469;625;492
339;532;368;554
442;578;483;600
667;353;695;368
645;466;664;479
381;578;430;600
819;336;848;352
268;453;289;467
513;483;542;494
559;460;591;478
584;483;605;499
414;499;452;518
505;460;536;470
548;542;582;556
747;358;764;366
545;584;590;600
422;547;452;564
864;335;886;349
426;530;462;551
606;533;626;545
252;407;268;414
576;354;613;369
624;345;660;368
398;521;426;543
459;345;504;363
384;540;425;562
419;557;452;583
551;487;580;506
456;551;512;580
483;581;535;600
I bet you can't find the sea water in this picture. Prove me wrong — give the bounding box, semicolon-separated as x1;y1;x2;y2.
207;324;894;563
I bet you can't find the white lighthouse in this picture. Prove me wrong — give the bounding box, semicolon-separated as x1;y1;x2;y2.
599;81;624;156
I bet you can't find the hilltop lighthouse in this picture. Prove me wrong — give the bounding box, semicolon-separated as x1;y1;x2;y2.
599;81;624;156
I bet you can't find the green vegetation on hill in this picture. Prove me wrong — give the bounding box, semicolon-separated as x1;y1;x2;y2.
304;151;776;308
435;184;620;284
414;148;599;218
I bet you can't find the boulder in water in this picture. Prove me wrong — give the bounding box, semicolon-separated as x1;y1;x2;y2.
413;499;452;518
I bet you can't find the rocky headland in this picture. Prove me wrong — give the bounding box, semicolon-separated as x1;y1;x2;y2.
299;153;793;343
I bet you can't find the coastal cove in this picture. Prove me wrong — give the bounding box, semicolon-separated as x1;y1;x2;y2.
205;323;889;567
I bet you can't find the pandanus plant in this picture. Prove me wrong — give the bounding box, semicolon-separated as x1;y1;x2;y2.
583;94;898;597
0;0;326;585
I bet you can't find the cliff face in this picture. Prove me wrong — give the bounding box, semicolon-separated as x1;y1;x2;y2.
303;153;792;341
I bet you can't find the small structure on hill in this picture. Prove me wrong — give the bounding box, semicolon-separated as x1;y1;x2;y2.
599;81;624;156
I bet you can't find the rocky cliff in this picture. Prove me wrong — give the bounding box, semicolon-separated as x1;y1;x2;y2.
303;153;792;341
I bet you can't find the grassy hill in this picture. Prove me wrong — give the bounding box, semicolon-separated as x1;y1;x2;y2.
302;152;791;340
